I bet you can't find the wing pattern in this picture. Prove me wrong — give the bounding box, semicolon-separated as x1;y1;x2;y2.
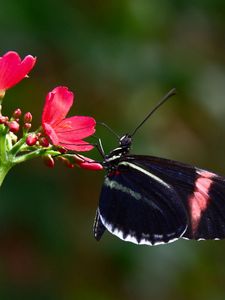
95;155;225;245
96;156;189;245
125;155;225;240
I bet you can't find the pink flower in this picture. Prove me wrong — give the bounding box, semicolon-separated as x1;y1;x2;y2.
0;51;36;93
42;86;96;151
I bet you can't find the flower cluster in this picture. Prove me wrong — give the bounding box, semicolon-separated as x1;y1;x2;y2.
0;51;102;185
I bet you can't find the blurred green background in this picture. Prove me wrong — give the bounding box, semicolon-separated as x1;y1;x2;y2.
1;0;225;299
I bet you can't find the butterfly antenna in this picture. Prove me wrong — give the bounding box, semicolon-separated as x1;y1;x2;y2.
97;122;120;140
130;88;177;137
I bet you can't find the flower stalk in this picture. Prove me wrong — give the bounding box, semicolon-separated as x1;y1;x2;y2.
0;126;13;186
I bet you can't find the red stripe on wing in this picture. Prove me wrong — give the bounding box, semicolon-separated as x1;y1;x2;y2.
188;170;215;235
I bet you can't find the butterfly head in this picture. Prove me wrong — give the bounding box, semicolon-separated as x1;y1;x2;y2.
102;134;132;170
119;134;132;150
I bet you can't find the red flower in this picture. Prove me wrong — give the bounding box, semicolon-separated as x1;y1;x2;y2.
0;51;36;93
42;86;96;151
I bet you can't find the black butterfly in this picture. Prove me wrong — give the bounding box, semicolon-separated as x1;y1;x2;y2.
93;89;225;245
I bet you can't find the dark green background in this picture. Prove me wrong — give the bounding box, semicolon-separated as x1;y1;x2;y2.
1;1;225;299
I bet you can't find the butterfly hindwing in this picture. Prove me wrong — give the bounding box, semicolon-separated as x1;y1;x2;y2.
97;158;189;245
123;155;225;241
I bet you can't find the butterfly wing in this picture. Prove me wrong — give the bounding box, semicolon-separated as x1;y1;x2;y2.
123;155;225;241
95;155;225;245
96;156;189;245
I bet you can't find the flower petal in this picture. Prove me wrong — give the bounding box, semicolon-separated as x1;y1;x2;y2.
42;123;59;144
55;116;96;140
0;51;36;91
78;162;103;170
59;139;94;151
42;86;74;127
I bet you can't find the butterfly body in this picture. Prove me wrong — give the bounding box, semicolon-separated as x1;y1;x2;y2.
101;134;132;170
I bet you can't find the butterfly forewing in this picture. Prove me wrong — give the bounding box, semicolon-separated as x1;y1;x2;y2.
97;158;189;245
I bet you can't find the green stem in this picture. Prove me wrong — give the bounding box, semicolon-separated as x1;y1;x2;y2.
0;163;13;187
13;149;60;164
0;125;7;162
0;125;13;186
10;136;26;156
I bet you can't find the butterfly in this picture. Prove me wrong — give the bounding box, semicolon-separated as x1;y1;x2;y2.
93;89;225;245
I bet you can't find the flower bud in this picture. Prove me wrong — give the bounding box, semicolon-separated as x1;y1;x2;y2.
77;161;103;171
7;121;20;133
23;123;31;131
26;134;38;146
13;108;22;119
74;154;103;171
43;155;55;168
24;112;32;123
0;116;8;124
58;156;74;168
66;162;74;168
39;137;49;147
